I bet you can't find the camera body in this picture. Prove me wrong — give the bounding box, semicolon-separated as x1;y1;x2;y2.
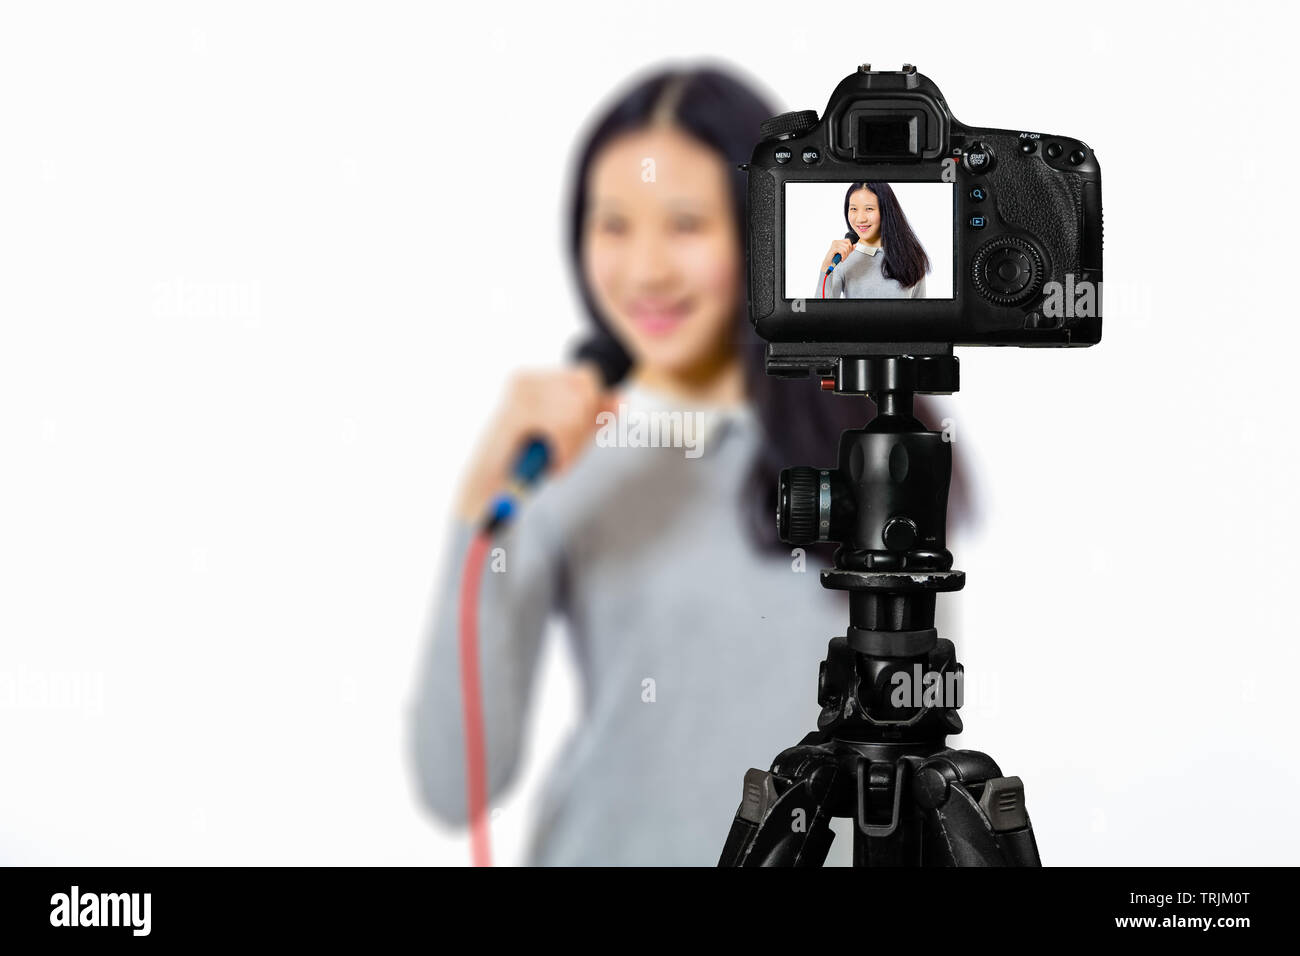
747;65;1102;369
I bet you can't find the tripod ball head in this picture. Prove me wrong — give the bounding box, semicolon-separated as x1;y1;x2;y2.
778;418;953;573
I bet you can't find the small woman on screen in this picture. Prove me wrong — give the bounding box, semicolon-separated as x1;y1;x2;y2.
817;182;929;299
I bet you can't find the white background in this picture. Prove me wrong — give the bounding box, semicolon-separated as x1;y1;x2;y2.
785;181;954;298
1;1;1298;866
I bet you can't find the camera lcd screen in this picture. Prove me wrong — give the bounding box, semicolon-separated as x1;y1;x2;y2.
785;182;954;301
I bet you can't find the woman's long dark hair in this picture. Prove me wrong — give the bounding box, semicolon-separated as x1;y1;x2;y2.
566;66;967;550
843;182;930;289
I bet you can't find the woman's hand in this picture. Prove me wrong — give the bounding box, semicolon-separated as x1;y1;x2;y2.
820;238;855;274
454;366;618;522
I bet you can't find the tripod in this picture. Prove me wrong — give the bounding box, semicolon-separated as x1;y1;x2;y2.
718;353;1041;867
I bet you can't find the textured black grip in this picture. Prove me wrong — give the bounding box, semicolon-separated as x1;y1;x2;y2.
982;133;1082;283
748;169;776;322
1081;180;1103;271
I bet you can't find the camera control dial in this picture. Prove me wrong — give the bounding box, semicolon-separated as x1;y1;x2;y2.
971;236;1044;306
760;110;819;141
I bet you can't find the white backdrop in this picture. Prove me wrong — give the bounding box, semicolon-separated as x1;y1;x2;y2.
2;1;1298;866
784;181;954;298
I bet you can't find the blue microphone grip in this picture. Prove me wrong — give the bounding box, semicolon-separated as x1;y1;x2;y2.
484;436;551;531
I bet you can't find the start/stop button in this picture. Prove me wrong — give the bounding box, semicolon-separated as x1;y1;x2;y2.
962;142;996;174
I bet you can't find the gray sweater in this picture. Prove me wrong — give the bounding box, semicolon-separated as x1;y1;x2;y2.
819;242;927;299
406;384;857;865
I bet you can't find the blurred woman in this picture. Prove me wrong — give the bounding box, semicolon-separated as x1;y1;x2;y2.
408;66;963;865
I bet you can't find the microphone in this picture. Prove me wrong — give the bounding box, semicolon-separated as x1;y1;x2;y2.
824;252;843;276
481;335;631;532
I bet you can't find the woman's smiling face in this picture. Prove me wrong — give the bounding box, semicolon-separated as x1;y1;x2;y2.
581;125;740;377
847;188;881;244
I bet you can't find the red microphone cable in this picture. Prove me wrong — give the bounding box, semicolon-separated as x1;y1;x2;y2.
452;341;627;867
822;251;844;298
458;530;494;866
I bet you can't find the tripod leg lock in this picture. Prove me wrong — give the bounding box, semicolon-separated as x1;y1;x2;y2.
977;775;1029;833
915;764;1029;833
735;767;780;825
717;747;843;867
911;751;1042;866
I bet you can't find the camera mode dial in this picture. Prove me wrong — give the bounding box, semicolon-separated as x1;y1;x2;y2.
760;110;819;141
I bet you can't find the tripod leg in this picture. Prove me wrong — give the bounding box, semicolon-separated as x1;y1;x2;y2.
913;749;1041;866
718;743;844;867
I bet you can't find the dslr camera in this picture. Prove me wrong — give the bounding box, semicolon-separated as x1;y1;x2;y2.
747;64;1102;373
716;65;1097;869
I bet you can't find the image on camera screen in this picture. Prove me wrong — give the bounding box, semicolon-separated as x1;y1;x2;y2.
786;181;954;301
